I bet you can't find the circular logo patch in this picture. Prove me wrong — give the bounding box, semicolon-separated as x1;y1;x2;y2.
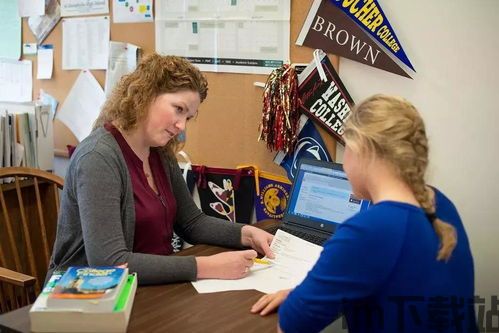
259;183;289;219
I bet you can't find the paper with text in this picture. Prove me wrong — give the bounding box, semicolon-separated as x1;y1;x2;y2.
61;0;109;17
0;60;32;103
113;0;152;23
62;16;110;70
56;70;105;142
191;230;323;294
155;0;290;74
104;42;139;97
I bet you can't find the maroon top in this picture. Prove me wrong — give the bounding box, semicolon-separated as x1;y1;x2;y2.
105;123;176;255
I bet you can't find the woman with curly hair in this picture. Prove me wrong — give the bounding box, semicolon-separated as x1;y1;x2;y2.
47;54;273;284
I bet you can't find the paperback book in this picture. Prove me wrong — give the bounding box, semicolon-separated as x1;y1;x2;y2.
30;272;137;333
47;266;129;312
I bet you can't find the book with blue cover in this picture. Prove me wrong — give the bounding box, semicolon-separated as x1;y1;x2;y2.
47;266;128;312
30;273;137;332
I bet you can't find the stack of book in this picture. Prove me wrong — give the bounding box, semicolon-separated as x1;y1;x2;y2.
30;267;137;333
0;102;55;174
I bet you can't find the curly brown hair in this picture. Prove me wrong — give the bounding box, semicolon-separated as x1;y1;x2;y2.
94;53;208;153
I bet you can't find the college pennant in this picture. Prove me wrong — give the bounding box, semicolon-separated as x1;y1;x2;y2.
192;165;255;224
298;50;354;144
274;114;332;180
296;0;412;78
330;0;415;72
254;171;292;222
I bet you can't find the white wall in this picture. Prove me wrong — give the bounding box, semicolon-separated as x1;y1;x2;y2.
53;156;69;180
336;0;499;301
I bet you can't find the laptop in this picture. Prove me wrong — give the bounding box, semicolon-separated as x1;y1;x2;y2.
275;158;371;246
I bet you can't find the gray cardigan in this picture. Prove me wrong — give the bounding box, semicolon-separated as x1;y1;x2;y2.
47;127;244;285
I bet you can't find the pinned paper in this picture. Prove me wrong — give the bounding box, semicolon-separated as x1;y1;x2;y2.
105;41;140;97
113;0;153;23
62;16;110;70
18;0;45;17
57;70;105;141
23;43;38;55
0;60;32;102
37;44;53;79
60;0;109;17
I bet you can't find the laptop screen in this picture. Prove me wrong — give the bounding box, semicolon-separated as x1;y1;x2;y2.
285;159;370;232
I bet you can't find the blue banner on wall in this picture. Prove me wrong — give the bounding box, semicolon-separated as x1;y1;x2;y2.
254;171;292;222
274;116;332;180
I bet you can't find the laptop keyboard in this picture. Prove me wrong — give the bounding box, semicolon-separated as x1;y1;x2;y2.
278;226;328;246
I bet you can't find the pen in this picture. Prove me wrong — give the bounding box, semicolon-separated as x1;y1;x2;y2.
253;258;272;265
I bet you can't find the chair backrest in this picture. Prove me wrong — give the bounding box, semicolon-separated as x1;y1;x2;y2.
0;167;63;312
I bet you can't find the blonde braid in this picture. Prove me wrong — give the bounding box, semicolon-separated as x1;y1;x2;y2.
344;94;457;261
400;118;433;214
400;118;457;261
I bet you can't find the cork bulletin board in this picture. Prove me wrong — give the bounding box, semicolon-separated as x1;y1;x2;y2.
22;0;339;175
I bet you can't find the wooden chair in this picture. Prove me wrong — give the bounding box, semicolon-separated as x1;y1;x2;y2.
0;167;64;313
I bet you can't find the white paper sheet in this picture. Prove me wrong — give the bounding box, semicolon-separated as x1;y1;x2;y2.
192;230;323;294
18;0;45;17
0;60;33;102
104;41;139;97
62;16;110;70
56;70;105;142
60;0;109;17
37;45;53;79
155;0;290;74
112;0;153;23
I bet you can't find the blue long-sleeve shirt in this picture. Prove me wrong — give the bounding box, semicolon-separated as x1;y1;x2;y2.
279;189;476;333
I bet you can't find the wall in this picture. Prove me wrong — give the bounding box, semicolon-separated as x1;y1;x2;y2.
336;0;499;304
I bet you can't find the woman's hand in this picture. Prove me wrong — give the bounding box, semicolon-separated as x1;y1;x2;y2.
196;249;257;280
241;225;274;259
251;289;292;316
